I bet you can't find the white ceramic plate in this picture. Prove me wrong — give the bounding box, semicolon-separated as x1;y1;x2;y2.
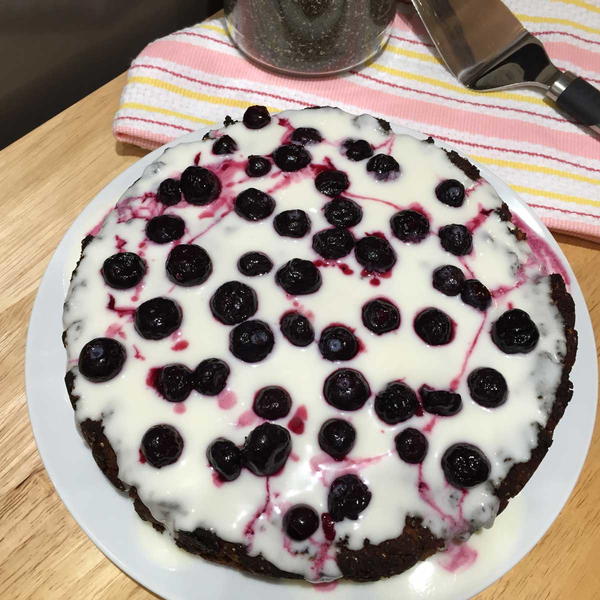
26;124;597;600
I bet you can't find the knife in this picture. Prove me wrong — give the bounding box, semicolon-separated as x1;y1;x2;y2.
411;0;600;136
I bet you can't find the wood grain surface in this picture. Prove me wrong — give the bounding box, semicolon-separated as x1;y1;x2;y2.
0;72;598;600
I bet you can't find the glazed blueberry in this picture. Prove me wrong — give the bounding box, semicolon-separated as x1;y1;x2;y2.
283;505;320;541
280;312;315;347
243;105;271;129
435;179;466;207
276;259;322;295
323;368;370;411
342;138;373;161
78;337;126;382
318;325;359;361
193;358;230;396
245;155;272;177
361;298;401;335
135;297;182;340
157;178;181;206
366;154;400;181
180;166;221;205
141;424;184;468
492;309;539;354
395;428;428;464
209;281;258;325
439;224;473;256
291;127;322;145
207;438;242;482
318;418;356;460
419;385;462;416
145;215;185;244
442;443;490;488
390;210;430;243
312;228;355;259
323;198;363;228
234;188;276;221
166;244;212;286
467;367;508;408
461;279;492;311
229;320;275;363
432;265;465;296
102;252;146;289
253;386;292;420
328;474;371;522
212;134;238;155
315;170;350;197
243;422;292;476
273;209;311;238
272;144;312;172
354;235;397;273
374;381;419;424
157;364;193;402
237;251;273;277
414;308;454;346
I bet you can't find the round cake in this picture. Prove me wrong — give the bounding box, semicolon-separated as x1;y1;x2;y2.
63;106;577;583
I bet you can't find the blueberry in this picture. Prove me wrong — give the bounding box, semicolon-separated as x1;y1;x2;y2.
246;155;271;177
461;279;492;311
102;252;146;289
355;236;396;273
243;105;271;129
207;438;242;482
145;215;185;244
366;154;400;181
492;309;539;354
312;228;355;259
230;320;275;363
390;210;430;243
243;422;292;476
419;385;462;416
318;325;359;361
467;367;508;408
361;298;401;335
276;259;322;295
209;281;258;325
166;244;212;286
237;251;273;276
432;265;465;296
273;144;312;172
318;418;356;460
234;188;276;221
157;178;181;206
193;358;230;396
323;198;363;228
141;424;184;468
291;127;322;145
280;312;315;347
439;224;472;256
436;179;465;207
212;134;238;155
342;139;373;161
323;368;370;411
374;381;418;424
414;308;454;346
181;166;221;205
395;428;428;464
157;364;193;402
441;443;490;488
253;386;292;420
78;338;126;382
315;170;350;197
328;474;371;522
135;297;182;340
283;505;320;541
273;209;311;238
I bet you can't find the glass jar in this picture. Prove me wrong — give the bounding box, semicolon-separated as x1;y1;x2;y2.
224;1;396;77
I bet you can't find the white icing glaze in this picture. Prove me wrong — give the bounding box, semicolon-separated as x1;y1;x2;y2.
63;108;568;582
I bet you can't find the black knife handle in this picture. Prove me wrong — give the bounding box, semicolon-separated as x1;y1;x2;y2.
549;72;600;134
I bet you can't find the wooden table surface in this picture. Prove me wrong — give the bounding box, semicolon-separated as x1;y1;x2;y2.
0;72;599;600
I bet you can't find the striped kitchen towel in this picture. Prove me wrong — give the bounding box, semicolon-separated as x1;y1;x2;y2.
114;1;600;241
